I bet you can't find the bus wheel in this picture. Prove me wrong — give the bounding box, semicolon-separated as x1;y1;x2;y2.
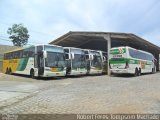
8;68;12;75
30;69;35;79
139;68;141;76
134;68;139;77
152;68;154;74
6;68;9;74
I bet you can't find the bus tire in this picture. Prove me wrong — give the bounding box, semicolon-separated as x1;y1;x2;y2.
152;68;154;74
139;68;141;76
134;68;139;77
6;68;9;74
8;68;12;75
30;69;35;79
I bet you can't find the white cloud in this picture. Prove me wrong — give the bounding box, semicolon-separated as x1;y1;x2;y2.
142;29;160;46
0;0;160;46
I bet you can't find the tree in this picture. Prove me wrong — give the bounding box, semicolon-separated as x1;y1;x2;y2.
7;24;29;47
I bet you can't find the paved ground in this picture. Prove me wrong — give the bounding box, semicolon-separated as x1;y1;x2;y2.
0;72;160;114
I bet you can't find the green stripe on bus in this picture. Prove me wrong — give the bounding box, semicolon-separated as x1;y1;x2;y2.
16;58;29;71
110;48;126;54
109;58;128;64
109;58;152;65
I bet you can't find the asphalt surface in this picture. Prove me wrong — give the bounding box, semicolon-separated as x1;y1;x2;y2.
0;72;160;114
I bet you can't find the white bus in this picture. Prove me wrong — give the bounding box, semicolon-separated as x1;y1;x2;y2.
64;47;87;75
84;49;103;74
3;45;66;78
109;46;156;76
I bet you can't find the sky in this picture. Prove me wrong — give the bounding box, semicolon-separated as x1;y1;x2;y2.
0;0;160;46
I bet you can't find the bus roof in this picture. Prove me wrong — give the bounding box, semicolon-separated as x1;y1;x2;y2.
4;45;35;54
4;47;24;54
64;47;84;50
110;46;153;56
4;44;63;54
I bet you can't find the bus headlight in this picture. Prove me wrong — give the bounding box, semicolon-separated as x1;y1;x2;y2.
45;68;51;71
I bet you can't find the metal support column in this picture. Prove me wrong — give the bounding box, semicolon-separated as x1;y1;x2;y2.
104;34;111;75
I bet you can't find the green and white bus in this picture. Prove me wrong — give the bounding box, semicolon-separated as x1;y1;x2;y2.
3;45;66;78
84;49;103;74
109;46;156;76
64;47;87;75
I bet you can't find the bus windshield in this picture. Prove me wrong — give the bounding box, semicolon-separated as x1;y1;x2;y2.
44;46;65;68
90;51;102;69
70;49;86;69
45;52;65;68
72;54;86;68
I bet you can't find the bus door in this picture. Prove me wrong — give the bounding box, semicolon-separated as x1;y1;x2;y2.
35;46;44;76
102;52;108;73
84;50;90;74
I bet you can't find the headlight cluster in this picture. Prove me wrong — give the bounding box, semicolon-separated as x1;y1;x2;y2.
45;68;51;71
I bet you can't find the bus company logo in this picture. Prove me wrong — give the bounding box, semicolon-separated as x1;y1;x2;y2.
113;54;122;58
9;60;18;63
119;48;124;54
140;61;146;69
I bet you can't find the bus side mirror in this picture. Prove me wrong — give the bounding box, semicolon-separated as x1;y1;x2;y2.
86;55;89;60
71;53;75;59
65;53;71;60
43;51;47;58
90;55;94;60
103;56;106;61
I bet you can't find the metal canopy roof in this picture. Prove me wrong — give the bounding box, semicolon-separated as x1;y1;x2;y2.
49;31;160;52
49;31;160;60
49;31;160;71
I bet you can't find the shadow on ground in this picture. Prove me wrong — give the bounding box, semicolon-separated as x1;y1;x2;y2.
11;73;107;81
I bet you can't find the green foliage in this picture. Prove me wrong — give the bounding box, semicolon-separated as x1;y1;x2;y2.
7;24;29;47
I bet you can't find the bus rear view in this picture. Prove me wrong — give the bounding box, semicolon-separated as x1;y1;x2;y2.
109;47;130;74
109;46;155;76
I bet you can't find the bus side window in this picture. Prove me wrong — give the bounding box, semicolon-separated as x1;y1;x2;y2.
17;51;21;59
19;50;23;58
3;54;5;60
14;52;18;59
4;54;6;60
22;50;25;58
9;53;13;59
12;52;14;59
28;47;35;57
23;49;30;58
24;49;30;58
6;53;9;59
8;53;10;59
64;49;69;53
65;53;69;60
5;53;8;59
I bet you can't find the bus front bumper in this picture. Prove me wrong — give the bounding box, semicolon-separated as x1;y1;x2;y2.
89;69;103;74
70;70;87;75
43;71;66;77
111;69;130;74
